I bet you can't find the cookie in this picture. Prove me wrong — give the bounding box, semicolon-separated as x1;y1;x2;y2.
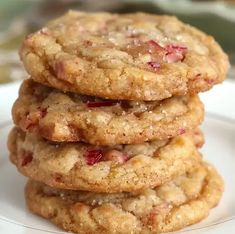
12;79;204;145
25;162;224;234
20;11;229;101
8;127;203;193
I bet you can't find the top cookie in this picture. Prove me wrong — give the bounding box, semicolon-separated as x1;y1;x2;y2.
20;11;229;101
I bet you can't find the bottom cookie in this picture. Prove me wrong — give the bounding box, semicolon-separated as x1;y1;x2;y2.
25;162;223;234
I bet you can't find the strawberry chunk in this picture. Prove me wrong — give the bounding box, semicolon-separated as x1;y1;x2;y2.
206;79;215;84
86;100;118;108
179;128;186;135
148;40;166;54
165;44;187;63
20;107;47;131
147;61;160;70
85;149;104;165
147;41;188;66
145;40;166;70
122;153;129;162
126;40;187;71
21;151;33;166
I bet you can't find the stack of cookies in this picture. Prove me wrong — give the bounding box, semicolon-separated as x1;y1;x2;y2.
8;11;229;233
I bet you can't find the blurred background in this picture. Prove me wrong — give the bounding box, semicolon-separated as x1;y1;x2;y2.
0;0;235;84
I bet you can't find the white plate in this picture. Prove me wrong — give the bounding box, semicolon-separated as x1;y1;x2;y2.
0;80;235;233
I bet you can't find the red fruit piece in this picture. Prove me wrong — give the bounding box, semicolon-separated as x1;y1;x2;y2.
85;149;104;165
146;40;165;70
20;107;47;131
179;128;186;135
122;153;129;162
21;151;33;166
165;44;188;63
147;61;160;70
86;101;118;108
206;79;215;84
148;40;166;54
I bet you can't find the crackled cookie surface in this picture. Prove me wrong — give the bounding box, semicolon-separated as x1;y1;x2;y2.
25;163;224;234
12;79;204;145
9;127;203;193
20;11;229;101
